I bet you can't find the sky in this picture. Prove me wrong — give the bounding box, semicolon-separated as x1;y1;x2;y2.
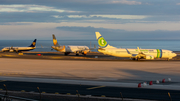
0;0;180;40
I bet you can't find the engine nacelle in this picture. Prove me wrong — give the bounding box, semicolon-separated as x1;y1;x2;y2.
146;55;154;60
9;49;14;52
82;51;87;55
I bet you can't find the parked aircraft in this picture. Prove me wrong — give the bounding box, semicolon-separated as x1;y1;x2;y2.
51;34;95;56
1;39;37;52
95;32;177;60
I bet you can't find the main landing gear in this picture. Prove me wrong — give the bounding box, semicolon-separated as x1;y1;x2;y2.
132;58;140;61
132;58;136;60
64;52;70;56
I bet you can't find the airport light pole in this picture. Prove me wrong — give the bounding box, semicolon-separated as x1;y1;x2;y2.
168;92;172;101
3;84;9;101
120;92;123;101
37;87;41;101
3;84;8;96
76;90;80;101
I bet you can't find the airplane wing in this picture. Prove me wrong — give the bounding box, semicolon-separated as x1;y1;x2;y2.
74;49;88;53
73;47;92;55
131;54;138;57
72;42;96;54
76;45;96;52
10;46;19;52
126;48;138;57
126;47;145;59
126;47;154;60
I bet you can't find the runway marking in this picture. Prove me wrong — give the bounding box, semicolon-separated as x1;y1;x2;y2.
87;86;105;90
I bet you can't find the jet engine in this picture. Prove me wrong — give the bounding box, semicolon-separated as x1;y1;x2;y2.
82;51;87;55
9;46;16;52
9;49;14;52
145;55;154;60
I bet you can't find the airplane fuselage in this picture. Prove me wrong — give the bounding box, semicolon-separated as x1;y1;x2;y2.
52;45;90;53
2;47;36;52
98;48;177;59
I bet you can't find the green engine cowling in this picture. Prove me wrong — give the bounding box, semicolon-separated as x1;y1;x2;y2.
146;55;154;60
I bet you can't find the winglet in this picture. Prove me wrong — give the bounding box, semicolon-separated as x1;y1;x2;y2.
137;47;143;54
137;47;140;53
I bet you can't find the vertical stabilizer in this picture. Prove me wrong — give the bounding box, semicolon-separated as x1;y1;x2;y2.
95;32;116;49
29;39;37;47
52;34;59;46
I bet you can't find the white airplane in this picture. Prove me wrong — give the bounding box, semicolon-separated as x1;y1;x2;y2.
1;39;37;53
51;34;95;56
95;32;177;60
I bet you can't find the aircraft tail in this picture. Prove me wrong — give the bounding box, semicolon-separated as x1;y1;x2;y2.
52;34;59;46
29;39;37;47
95;32;116;49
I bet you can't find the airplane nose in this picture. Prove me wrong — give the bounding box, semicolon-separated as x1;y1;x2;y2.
173;53;177;57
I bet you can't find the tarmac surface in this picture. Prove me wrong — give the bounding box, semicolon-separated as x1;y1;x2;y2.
0;51;180;61
0;52;180;100
0;52;129;61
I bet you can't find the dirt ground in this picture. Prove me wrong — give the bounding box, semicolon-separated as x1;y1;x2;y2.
0;58;180;82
